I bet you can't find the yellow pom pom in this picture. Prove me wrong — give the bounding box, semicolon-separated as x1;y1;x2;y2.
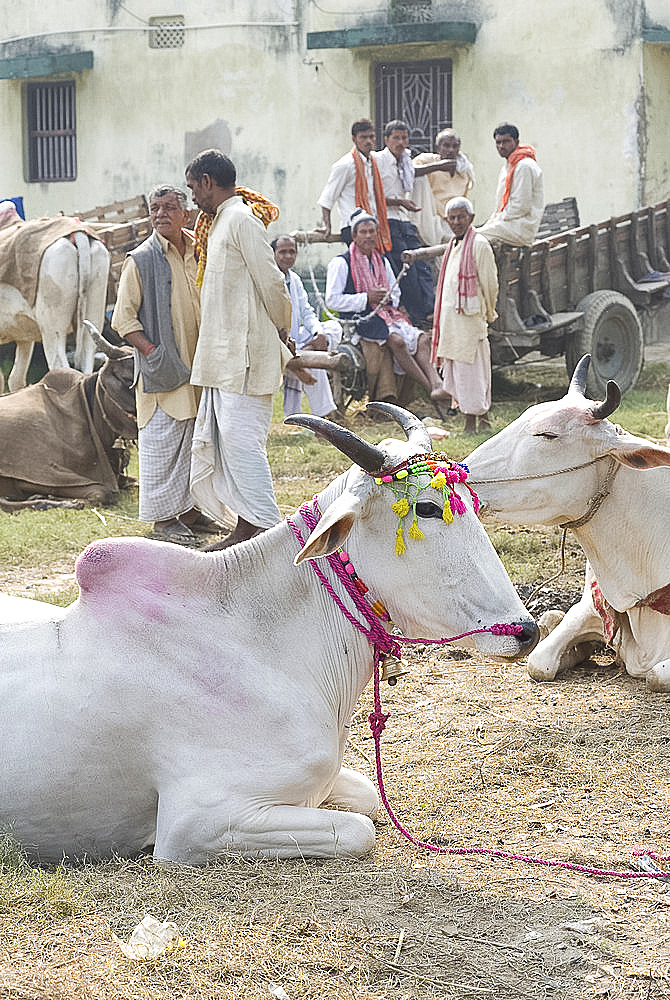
431;472;446;490
409;520;424;540
392;498;410;518
442;505;454;524
395;527;406;555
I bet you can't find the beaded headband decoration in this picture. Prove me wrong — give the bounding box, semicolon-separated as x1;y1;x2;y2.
367;453;480;555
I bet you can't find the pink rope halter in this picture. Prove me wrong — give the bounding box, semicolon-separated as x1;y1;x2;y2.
286;497;670;882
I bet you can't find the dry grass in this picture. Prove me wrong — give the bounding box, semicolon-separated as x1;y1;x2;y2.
3;648;670;999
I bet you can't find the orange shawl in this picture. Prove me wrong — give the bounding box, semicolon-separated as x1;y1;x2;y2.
498;145;536;212
352;147;391;253
193;187;280;287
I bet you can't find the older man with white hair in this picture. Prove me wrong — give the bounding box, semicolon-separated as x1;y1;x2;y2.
326;208;448;404
432;197;498;433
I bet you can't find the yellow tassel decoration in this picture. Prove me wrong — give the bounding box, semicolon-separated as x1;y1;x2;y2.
392;498;410;518
430;472;446;490
395;528;406;555
409;520;424;541
442;505;454;524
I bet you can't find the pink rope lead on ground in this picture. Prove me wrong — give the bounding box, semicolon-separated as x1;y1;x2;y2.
286;500;670;881
369;654;670;880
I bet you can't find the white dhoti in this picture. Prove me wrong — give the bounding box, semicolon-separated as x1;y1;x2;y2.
138;405;195;522
190;389;281;529
439;339;491;416
283;320;342;419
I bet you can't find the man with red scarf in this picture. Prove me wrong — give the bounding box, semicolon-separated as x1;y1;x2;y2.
432;197;498;433
317;119;391;251
326;208;448;404
477;123;543;247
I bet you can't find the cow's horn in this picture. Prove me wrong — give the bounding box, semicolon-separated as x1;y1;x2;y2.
285;414;388;473
365;401;433;452
568;355;591;396
590;380;622;421
84;320;128;359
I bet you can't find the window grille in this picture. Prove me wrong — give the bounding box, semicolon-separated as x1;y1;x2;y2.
375;60;452;154
148;15;185;49
26;80;76;182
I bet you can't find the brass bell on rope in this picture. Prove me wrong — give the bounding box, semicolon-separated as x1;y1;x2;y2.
380;654;409;685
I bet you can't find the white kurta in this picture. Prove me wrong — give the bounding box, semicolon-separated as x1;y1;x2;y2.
190;195;292;395
477;157;544;247
435;233;498;416
435;235;498;364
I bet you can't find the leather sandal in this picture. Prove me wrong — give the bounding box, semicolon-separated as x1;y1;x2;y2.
148;519;199;547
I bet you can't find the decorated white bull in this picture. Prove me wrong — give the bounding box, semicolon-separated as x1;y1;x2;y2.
0;404;538;864
0;209;109;392
467;355;670;691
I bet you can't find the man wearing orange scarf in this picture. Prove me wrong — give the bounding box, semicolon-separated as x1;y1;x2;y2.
318;119;391;251
477;123;543;247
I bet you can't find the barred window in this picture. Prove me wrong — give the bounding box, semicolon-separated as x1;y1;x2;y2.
375;60;452;154
148;15;185;49
26;80;77;182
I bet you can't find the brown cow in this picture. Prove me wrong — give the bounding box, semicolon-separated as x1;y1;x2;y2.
0;329;135;509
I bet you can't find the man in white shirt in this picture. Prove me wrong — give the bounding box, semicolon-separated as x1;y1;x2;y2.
317;119;391;251
477;123;544;247
372;119;435;327
272;234;342;421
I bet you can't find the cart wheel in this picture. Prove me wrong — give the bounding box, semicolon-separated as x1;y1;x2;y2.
334;340;367;411
565;290;643;396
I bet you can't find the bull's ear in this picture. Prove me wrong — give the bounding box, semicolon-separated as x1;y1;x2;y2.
295;492;362;564
614;443;670;469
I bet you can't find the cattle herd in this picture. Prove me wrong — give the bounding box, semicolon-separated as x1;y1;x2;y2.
0;210;669;868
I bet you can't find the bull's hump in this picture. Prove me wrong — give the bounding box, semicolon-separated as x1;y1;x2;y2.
75;537;215;615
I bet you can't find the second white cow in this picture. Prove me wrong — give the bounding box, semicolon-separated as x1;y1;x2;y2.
0;229;109;392
467;355;670;691
0;405;538;864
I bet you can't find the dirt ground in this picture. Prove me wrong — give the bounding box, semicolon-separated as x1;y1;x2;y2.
2;556;670;1000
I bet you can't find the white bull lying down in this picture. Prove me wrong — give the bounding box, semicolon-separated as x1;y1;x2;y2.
0;212;109;392
0;404;538;864
466;355;670;691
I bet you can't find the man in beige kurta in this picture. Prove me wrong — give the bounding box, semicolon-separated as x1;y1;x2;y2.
412;129;475;246
433;197;498;433
112;184;231;544
186;150;293;549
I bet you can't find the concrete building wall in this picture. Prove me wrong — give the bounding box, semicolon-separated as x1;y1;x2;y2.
0;0;667;251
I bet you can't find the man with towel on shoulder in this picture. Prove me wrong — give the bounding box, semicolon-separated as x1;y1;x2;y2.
477;123;544;247
185;149;293;550
432;197;498;433
317;118;392;251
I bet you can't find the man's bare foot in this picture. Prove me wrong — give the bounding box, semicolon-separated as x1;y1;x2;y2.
204;518;265;551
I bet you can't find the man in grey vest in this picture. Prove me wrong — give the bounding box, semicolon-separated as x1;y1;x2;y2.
112;184;232;543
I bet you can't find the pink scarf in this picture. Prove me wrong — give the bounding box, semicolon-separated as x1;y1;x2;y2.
431;225;479;362
349;242;405;327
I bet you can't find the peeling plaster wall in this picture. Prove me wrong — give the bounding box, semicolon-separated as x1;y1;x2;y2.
0;0;667;246
641;42;670;206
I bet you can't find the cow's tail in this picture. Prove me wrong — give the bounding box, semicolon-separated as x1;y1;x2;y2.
72;230;93;371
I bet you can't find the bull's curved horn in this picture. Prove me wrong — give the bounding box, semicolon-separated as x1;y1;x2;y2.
590;380;622;421
285;414;388;473
84;320;129;360
568;354;591;396
365;401;433;452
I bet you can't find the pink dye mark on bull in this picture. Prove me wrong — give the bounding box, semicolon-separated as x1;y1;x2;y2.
75;539;171;623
